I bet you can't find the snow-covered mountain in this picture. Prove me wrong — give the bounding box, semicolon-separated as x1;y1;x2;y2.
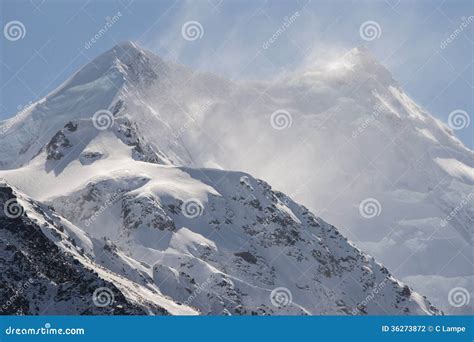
0;41;470;314
0;167;438;315
0;181;197;315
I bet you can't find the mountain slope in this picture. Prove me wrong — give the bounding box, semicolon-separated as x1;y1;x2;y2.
0;160;439;315
0;41;471;313
0;181;197;315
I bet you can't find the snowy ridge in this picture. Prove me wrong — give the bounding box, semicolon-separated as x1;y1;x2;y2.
0;167;439;315
0;180;197;315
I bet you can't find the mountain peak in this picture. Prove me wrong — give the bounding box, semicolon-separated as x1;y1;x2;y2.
105;40;147;66
114;40;140;51
109;40;147;62
341;46;382;68
339;45;395;85
298;46;394;87
58;40;157;95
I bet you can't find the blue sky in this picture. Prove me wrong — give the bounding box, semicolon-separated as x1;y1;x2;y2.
1;0;472;147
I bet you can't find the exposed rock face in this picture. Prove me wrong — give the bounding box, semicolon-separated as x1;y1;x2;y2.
0;182;194;315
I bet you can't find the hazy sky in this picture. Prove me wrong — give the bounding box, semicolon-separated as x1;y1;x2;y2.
1;0;472;147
